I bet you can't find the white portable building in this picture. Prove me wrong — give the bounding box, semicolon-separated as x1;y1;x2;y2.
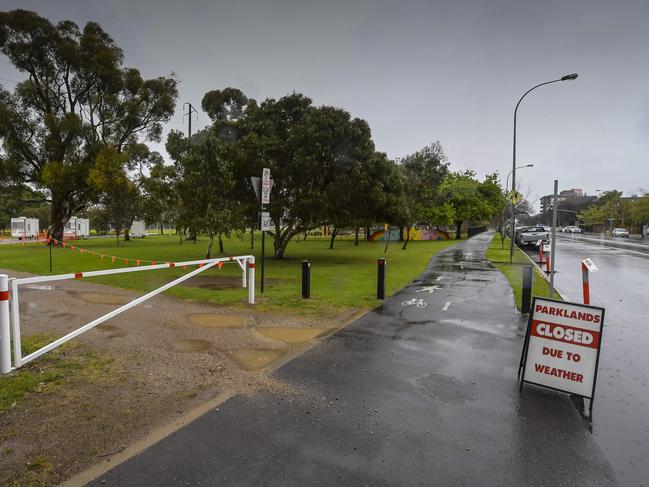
130;220;147;238
64;217;90;239
10;217;40;239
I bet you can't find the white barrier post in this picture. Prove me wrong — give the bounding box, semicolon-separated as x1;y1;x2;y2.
0;274;11;374
248;257;255;304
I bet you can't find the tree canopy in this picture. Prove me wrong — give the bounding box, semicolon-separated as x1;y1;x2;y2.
0;9;178;239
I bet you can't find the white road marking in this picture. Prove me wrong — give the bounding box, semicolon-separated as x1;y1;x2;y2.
443;301;451;311
436;276;444;282
401;298;427;308
416;285;440;294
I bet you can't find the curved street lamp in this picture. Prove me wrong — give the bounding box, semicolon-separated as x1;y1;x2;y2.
509;73;578;263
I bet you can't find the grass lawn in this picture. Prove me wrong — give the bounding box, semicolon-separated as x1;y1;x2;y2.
485;233;561;309
0;234;460;317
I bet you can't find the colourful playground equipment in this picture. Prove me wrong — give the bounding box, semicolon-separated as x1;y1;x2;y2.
368;226;450;241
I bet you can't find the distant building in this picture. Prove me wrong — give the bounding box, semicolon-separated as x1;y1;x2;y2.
540;188;596;214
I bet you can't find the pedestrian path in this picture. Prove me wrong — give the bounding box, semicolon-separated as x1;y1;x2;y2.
87;232;616;486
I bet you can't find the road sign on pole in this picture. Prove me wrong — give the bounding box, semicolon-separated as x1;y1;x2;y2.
506;190;523;205
261;167;271;204
260;212;272;231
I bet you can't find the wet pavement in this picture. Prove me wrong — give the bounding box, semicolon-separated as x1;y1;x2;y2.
87;232;616;486
531;234;649;486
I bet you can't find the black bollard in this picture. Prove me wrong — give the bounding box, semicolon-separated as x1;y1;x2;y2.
521;265;533;314
301;260;310;298
377;258;386;300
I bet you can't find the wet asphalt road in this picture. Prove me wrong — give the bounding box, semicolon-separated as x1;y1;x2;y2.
88;232;615;486
532;234;649;486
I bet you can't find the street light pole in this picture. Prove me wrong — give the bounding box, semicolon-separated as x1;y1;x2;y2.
509;73;578;264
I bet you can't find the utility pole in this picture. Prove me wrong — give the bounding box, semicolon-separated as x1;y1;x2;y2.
183;102;197;138
550;180;558;298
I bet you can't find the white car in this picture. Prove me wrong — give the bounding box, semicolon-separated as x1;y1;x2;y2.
564;226;582;234
611;228;629;238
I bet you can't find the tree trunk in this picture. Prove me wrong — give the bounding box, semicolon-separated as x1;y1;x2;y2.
218;233;224;253
160;221;164;235
455;221;463;240
124;228;131;241
250;227;254;250
115;230;120;246
178;229;183;245
365;226;370;240
303;230;309;241
206;233;214;259
402;227;410;250
354;227;360;246
399;227;405;241
48;195;72;241
329;227;339;249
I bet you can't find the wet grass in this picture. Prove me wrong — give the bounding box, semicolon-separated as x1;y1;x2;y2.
0;335;115;413
0;233;460;317
485;233;560;308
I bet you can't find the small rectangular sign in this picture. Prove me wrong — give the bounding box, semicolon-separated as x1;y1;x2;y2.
520;297;604;399
260;212;272;231
582;258;598;273
261;168;271;204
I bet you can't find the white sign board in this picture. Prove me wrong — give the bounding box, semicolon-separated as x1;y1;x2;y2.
261;168;271;204
521;297;604;399
260;211;272;231
582;258;599;273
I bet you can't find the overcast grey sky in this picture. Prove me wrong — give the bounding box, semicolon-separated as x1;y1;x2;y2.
2;0;648;209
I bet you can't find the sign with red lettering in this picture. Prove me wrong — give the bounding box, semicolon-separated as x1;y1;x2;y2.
520;297;605;400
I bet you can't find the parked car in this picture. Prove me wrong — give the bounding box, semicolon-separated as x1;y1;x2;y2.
611;228;630;238
563;226;582;234
515;226;550;247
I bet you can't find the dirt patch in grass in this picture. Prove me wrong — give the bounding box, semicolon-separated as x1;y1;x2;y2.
0;268;355;486
180;275;284;290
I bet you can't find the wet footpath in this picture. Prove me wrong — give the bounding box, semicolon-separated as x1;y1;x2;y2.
87;232;616;486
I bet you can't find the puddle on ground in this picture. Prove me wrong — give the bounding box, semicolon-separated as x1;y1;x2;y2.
171;339;213;352
75;292;131;305
254;327;334;344
98;324;128;339
187;313;249;328
229;349;286;371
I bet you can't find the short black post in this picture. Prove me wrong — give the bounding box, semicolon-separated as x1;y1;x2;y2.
377;258;386;299
301;260;310;298
521;265;533;313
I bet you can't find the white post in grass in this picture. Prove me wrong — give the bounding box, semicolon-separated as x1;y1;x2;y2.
248;257;255;304
0;274;11;374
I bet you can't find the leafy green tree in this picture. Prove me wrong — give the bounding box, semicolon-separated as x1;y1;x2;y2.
396;142;450;248
167;128;246;258
437;170;500;239
231;92;377;257
577;205;607;227
140;157;178;234
0;10;177;239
